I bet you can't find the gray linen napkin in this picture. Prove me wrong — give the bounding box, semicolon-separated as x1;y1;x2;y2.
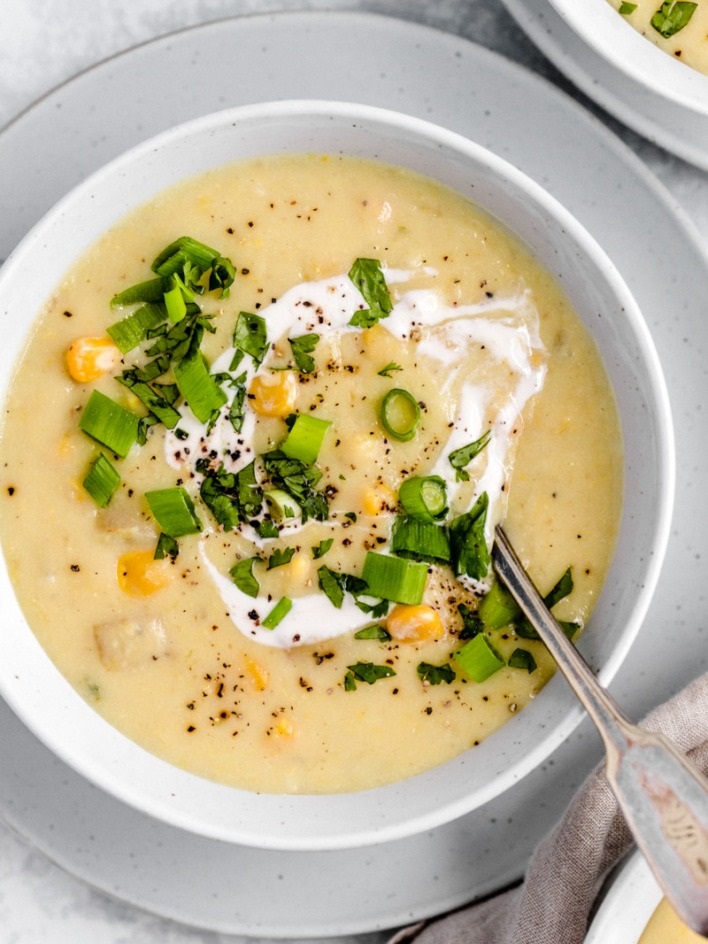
389;672;708;944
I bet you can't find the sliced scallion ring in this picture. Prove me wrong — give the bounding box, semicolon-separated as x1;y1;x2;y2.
281;413;332;465
398;475;447;521
380;387;420;442
453;633;505;683
145;486;203;537
82;453;120;508
261;596;293;630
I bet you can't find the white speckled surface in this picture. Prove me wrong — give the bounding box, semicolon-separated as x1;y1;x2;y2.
0;1;707;942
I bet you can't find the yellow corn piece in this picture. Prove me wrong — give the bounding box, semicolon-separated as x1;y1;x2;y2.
362;482;397;516
66;336;121;383
361;324;388;349
386;603;445;643
117;549;173;596
248;371;298;417
274;717;295;738
245;657;269;692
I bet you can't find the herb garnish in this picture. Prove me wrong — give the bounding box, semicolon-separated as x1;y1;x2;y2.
449;491;491;581
344;661;396;691
651;0;697;36
229;556;261;597
289;334;320;373
378;362;402;378
448;429;492;482
417;662;456;685
348;258;393;328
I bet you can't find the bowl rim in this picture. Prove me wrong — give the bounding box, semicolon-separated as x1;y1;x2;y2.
0;98;675;850
546;0;708;114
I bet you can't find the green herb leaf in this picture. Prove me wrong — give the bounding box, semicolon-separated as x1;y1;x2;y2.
312;538;334;559
262;449;329;522
256;518;280;539
348;258;393;328
154;533;179;560
268;546;296;570
354;624;391;641
378;362;402;378
449;491;491;581
619;1;637;12
317;565;347;608
417;662;456;685
229;556;260;597
448;429;492;482
344;661;396;690
233;311;268;367
289;334;320;373
198;459;263;530
651;0;696;36
508;648;537;673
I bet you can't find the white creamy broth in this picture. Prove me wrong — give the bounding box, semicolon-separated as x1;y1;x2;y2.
608;0;708;74
0;154;623;794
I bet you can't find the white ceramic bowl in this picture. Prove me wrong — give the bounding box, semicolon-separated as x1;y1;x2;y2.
500;0;708;169
0;100;674;851
585;852;661;943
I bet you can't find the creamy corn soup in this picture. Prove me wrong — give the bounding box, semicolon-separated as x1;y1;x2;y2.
609;0;708;74
639;897;707;942
0;155;622;794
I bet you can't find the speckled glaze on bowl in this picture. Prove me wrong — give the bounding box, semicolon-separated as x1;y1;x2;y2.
0;100;674;851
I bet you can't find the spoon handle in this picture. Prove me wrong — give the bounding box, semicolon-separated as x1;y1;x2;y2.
492;525;708;935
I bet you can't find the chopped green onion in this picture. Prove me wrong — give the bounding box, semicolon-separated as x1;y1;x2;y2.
264;488;301;521
390;516;451;564
289;334;320;373
145;486;203;537
173;344;227;423
361;552;428;605
454;633;505;683
508;648;537;673
449;491;490;581
261;596;292;630
380;388;420;442
152;236;235;297
163;278;188;324
233;311;268;367
111;277;165;308
82;453;120;508
229;556;260;597
281;414;331;465
478;577;520;629
651;0;696;37
107;302;166;353
448;429;491;482
348;258;393;328
79;390;140;458
417;662;456;685
398;475;447;521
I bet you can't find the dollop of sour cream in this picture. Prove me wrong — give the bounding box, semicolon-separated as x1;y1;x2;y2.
164;269;547;648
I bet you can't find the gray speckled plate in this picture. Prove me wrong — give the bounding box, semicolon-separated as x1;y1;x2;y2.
500;0;708;170
0;10;707;938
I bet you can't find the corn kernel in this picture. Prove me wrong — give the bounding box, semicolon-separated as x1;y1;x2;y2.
66;337;121;383
248;371;298;417
362;482;397;516
274;717;295;737
245;657;269;692
386;603;445;643
117;549;173;596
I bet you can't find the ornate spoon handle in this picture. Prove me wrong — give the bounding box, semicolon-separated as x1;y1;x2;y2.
492;525;708;935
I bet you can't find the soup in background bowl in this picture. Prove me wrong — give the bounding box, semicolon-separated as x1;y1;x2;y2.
0;101;673;850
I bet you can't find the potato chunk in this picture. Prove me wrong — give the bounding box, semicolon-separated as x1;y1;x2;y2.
94;617;167;670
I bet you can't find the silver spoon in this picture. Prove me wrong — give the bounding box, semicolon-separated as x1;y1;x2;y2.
492;524;708;936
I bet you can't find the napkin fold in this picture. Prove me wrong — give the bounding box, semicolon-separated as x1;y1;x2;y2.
389;672;708;944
